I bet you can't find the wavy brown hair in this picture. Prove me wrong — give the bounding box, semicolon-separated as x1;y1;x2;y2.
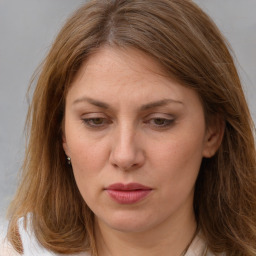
7;0;256;255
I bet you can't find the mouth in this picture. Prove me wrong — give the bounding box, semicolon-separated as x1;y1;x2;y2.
104;183;152;204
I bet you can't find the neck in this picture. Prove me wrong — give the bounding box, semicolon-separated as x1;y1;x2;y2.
95;208;197;256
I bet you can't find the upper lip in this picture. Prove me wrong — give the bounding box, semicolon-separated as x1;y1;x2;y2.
105;183;152;191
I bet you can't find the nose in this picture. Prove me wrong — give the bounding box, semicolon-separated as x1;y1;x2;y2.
109;125;145;171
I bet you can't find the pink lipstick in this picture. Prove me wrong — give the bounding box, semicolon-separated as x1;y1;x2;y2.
105;183;152;204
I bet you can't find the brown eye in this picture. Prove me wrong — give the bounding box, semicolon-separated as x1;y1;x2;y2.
144;116;175;130
153;118;167;126
151;118;174;127
82;118;109;128
91;118;104;125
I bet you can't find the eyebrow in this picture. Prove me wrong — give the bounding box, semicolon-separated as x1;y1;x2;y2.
72;97;183;110
141;99;183;110
73;97;110;109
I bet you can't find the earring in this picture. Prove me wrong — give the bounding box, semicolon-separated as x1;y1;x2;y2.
67;156;71;165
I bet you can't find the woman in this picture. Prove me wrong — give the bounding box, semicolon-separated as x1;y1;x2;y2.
5;0;256;255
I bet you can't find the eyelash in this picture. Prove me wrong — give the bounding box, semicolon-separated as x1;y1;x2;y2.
82;118;111;129
81;117;175;130
145;118;174;129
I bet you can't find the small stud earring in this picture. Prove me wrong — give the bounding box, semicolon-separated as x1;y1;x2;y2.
67;156;71;165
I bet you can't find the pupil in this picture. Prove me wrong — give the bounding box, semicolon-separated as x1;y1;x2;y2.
94;118;103;124
155;119;164;125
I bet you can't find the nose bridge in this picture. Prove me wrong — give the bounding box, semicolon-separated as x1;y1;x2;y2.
110;121;143;170
114;122;136;158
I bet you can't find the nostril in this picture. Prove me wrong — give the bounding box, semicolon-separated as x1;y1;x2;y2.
110;152;145;171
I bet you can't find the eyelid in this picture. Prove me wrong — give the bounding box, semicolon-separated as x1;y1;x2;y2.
80;112;175;130
82;117;111;129
81;112;112;129
81;112;108;118
144;113;175;129
145;113;175;119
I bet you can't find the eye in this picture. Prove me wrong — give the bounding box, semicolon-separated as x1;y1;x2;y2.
151;118;174;126
82;117;111;128
152;118;172;126
145;115;175;129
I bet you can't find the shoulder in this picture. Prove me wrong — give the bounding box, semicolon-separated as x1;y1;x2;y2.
18;216;91;256
1;216;90;256
0;241;20;256
0;218;20;256
186;232;226;256
0;237;20;256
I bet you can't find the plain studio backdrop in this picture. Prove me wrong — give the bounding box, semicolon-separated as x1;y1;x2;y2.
0;0;255;225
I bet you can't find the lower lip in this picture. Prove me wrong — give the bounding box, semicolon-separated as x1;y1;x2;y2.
106;190;152;204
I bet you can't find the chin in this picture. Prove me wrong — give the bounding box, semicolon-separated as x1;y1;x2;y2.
108;221;152;233
97;210;157;233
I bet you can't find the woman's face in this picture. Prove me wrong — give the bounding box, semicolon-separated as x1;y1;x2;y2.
63;47;218;234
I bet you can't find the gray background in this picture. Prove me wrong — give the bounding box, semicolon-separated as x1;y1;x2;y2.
0;0;255;220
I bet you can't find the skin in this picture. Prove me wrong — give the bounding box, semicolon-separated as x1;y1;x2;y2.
63;47;223;256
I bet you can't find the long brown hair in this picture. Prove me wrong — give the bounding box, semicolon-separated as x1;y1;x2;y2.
7;0;256;255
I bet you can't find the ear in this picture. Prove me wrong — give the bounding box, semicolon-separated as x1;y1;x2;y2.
202;116;225;158
62;132;70;157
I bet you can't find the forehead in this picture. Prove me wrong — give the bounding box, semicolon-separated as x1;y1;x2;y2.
76;46;169;82
70;46;181;93
66;46;201;110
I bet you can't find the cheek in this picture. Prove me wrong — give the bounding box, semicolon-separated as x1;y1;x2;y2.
70;140;108;175
65;125;109;190
65;121;106;167
149;131;204;189
68;139;109;204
